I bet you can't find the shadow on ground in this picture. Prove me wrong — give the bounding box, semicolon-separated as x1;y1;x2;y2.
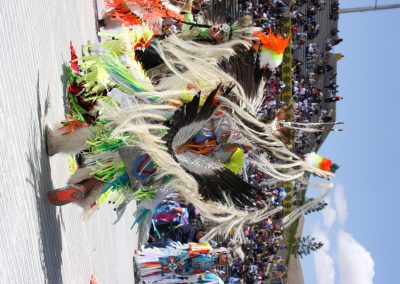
60;63;70;115
25;73;63;284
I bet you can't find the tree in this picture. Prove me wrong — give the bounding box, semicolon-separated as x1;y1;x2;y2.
292;235;323;258
304;200;328;215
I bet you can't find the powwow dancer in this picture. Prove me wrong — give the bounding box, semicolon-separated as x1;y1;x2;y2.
46;11;334;244
137;242;226;283
103;0;185;34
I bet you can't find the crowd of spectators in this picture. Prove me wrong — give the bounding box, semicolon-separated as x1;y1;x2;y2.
226;173;288;283
225;0;343;283
229;223;286;283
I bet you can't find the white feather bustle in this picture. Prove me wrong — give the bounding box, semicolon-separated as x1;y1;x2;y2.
100;103;285;243
98;81;333;242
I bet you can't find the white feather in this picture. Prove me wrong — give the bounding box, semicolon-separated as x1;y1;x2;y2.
46;124;92;154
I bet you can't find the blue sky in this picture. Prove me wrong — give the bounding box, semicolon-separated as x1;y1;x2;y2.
301;1;400;283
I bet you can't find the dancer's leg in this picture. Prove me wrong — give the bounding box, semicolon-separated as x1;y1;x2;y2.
46;124;92;156
47;178;102;206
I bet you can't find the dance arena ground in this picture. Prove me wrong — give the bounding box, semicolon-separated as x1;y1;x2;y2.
0;1;137;283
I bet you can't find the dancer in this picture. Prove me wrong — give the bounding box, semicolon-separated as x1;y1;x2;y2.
137;242;226;283
46;20;331;244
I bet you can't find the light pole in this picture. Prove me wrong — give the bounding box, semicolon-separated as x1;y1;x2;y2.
340;3;400;14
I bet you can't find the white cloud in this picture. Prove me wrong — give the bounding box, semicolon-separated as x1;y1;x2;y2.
337;230;375;284
334;184;348;225
306;184;375;284
313;226;335;284
322;197;336;229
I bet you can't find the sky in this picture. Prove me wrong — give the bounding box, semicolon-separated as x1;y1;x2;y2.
301;1;400;283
